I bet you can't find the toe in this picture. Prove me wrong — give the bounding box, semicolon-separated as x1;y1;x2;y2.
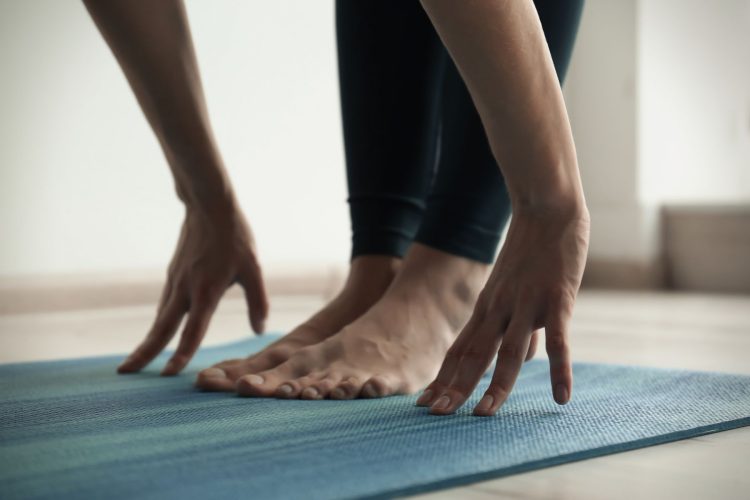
295;372;334;400
330;376;364;400
236;361;296;397
361;375;397;399
195;367;235;392
222;343;302;383
308;376;339;399
274;373;320;399
275;379;303;399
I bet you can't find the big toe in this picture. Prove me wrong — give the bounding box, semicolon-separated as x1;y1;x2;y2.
196;367;235;392
361;374;399;399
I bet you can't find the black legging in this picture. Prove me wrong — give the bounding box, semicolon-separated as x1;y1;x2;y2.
337;0;584;263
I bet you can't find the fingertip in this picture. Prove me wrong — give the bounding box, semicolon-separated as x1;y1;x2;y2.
415;388;435;407
472;393;495;416
117;355;141;374
161;357;184;376
553;383;570;405
117;364;136;374
251;317;266;335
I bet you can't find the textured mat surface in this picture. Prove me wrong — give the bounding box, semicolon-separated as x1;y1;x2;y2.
1;334;749;500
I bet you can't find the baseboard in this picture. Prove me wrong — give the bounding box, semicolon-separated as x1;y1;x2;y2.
0;267;347;315
5;204;747;315
662;205;750;293
581;257;665;290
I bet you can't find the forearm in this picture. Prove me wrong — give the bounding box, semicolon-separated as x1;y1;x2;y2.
420;0;586;217
83;0;235;214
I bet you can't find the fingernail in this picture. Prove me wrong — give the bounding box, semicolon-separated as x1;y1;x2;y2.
201;368;226;379
278;384;293;395
431;395;450;411
362;384;377;398
476;394;494;413
331;388;346;399
416;389;433;406
302;387;319;399
555;384;569;404
246;374;264;385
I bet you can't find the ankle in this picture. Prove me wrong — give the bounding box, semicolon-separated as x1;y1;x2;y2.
345;255;402;296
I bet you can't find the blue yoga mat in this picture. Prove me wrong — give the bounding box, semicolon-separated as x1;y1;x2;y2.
1;334;749;499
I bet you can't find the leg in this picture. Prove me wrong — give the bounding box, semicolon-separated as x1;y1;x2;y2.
415;0;584;264
236;0;584;400
197;0;444;391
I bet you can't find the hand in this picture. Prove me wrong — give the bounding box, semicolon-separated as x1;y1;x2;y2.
118;206;268;375
417;207;589;415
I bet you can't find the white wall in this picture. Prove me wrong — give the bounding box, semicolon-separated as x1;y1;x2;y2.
638;0;750;204
563;0;661;262
1;0;748;279
0;0;349;277
564;0;750;266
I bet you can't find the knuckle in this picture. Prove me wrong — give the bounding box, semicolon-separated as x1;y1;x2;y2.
517;286;537;306
545;332;567;352
193;283;219;303
460;347;488;362
548;286;575;313
500;341;524;360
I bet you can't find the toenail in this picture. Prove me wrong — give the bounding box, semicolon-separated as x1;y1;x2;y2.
432;395;450;411
278;384;293;395
245;374;264;385
302;387;319;398
477;394;494;412
201;368;226;379
416;389;433;405
362;384;377;398
332;388;346;399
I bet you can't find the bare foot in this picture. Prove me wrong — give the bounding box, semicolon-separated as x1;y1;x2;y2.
234;244;491;400
195;255;400;391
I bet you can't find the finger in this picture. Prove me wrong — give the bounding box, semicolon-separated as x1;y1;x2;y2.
416;310;488;407
428;320;503;415
162;288;222;376
118;294;186;373
240;260;269;334
155;276;174;315
545;317;573;405
525;329;540;361
473;316;533;416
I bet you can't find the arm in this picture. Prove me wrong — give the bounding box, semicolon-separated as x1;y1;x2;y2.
84;0;268;375
418;0;590;415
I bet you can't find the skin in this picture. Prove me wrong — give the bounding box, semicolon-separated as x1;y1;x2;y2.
196;255;402;392
86;0;589;417
228;243;495;401
84;0;404;378
210;0;589;416
415;0;590;416
83;0;269;375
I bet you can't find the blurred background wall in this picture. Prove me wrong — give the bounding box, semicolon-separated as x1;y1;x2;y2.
0;0;748;292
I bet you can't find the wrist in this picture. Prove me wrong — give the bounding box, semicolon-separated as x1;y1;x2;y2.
506;154;588;222
510;181;589;225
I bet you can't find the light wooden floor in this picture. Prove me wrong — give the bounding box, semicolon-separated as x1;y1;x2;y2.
1;290;749;499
